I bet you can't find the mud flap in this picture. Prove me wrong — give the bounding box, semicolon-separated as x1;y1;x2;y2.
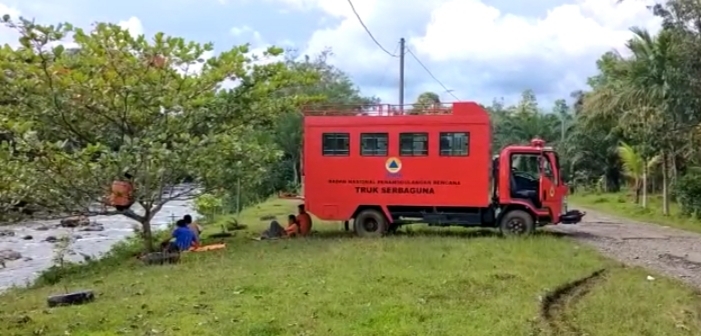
559;210;585;224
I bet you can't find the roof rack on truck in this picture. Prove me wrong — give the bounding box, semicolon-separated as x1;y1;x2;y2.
301;103;454;116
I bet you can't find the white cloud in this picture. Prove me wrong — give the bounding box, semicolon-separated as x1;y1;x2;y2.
0;3;19;20
0;5;146;50
0;3;21;45
230;24;264;45
271;0;662;104
118;16;144;37
229;25;286;65
231;25;253;36
176;50;215;76
410;0;660;62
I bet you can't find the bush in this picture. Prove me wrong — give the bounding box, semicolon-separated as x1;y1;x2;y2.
673;172;701;217
193;193;224;222
34;230;170;287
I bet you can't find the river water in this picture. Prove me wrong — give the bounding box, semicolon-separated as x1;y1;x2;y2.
0;198;196;291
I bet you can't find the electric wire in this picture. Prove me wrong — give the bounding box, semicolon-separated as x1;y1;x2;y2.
376;42;401;88
346;0;398;57
406;47;460;101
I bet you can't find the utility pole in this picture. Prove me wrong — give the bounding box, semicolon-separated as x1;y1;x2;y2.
399;37;405;110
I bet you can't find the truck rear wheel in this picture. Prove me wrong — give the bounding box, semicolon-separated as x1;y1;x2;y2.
354;209;387;238
499;210;535;236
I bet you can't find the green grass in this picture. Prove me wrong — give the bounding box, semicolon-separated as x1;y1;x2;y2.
1;199;701;335
570;191;701;233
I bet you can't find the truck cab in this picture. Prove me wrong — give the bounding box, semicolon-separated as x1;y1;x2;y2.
493;138;584;233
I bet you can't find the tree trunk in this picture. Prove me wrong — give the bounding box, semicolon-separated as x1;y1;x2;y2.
662;151;670;215
142;207;154;252
291;157;299;186
141;218;154;252
642;165;648;208
634;181;641;205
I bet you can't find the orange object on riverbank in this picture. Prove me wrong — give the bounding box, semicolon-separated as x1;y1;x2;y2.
109;180;133;209
189;244;226;252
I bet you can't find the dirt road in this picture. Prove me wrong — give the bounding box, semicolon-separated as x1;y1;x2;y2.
548;208;701;288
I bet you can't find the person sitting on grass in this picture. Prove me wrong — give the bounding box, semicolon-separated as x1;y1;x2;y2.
259;215;300;240
285;214;300;237
183;214;202;240
297;204;313;236
162;219;198;252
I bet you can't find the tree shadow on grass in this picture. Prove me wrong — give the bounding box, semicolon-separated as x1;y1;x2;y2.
306;228;570;240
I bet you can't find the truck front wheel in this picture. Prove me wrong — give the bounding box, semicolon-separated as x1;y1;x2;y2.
354;209;387;238
499;210;535;236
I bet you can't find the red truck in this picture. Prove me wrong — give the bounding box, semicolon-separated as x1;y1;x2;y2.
301;102;584;237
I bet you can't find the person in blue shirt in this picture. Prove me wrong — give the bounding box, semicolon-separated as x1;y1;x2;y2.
163;219;198;251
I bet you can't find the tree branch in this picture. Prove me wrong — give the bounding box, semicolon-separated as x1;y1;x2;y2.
83;207;144;222
149;185;200;220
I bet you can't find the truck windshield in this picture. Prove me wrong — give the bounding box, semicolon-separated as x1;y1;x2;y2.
511;154;540;180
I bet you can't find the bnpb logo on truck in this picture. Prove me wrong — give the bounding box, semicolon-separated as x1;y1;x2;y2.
385;157;402;177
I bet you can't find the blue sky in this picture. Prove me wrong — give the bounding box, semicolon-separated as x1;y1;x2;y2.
0;0;660;108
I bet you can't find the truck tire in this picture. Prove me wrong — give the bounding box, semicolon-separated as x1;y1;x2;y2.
499;210;535;236
354;209;388;238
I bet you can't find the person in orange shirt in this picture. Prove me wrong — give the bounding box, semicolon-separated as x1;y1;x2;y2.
297;204;312;236
284;214;300;237
110;172;134;211
259;215;299;240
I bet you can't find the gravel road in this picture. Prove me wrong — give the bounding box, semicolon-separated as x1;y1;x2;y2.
549;208;701;288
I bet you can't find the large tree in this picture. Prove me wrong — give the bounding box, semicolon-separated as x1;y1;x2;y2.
0;17;313;250
267;49;379;189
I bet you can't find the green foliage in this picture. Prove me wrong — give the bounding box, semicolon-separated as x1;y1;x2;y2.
0;16;317;248
7;0;701;233
489;0;701;218
34;231;168;287
193;193;224;221
672;171;701;217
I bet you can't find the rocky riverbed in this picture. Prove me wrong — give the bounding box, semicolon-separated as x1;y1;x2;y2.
0;199;196;291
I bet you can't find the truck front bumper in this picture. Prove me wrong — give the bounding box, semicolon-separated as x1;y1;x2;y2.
559;210;585;224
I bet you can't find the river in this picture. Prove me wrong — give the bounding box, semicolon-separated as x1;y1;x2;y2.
0;198;196;291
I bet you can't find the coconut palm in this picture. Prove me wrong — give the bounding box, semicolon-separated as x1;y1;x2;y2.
585;27;677;214
618;142;661;207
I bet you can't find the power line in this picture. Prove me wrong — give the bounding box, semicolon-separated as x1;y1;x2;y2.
406;47;460;101
377;42;401;88
346;0;398;57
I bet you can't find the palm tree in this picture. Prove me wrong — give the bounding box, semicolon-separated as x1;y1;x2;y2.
618;142;660;207
585;27;677;214
491;90;560;152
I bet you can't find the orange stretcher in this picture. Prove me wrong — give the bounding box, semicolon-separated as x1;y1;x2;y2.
189;243;226;252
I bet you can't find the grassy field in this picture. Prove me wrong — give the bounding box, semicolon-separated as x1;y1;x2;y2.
1;199;701;335
570;191;701;233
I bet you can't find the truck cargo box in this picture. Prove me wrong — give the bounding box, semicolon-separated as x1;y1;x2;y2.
303;102;491;221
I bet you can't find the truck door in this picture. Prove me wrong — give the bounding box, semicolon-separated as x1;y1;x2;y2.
539;154;562;220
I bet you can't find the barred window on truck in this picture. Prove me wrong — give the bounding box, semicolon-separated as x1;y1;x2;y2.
439;132;469;156
399;133;428;156
360;133;388;156
322;133;350;156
